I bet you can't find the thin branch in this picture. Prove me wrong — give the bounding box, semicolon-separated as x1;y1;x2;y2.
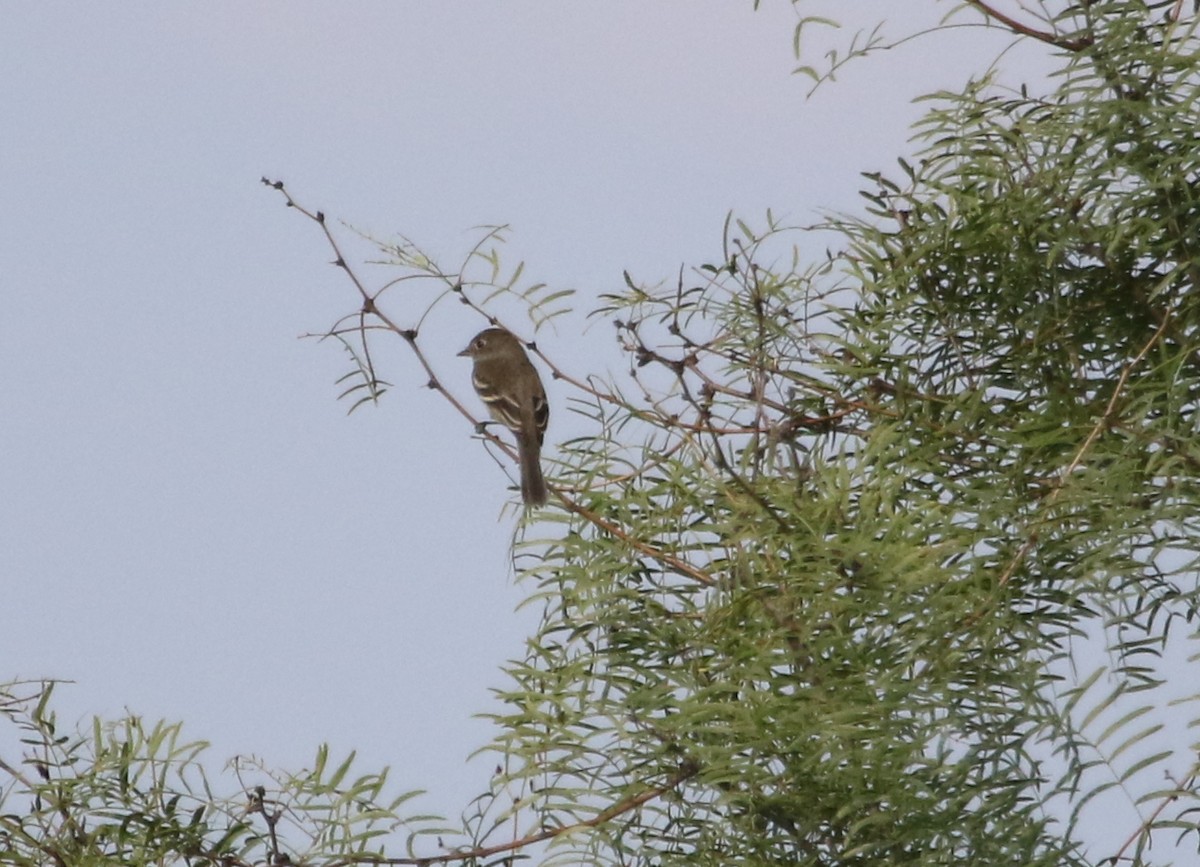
327;763;699;867
1104;762;1200;865
994;315;1170;590
963;0;1094;51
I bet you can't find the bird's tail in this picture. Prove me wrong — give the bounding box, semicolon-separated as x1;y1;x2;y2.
517;430;548;506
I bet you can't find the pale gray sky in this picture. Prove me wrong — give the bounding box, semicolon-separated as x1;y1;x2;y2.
2;0;1072;842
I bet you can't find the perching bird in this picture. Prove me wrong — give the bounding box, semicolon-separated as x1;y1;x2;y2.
458;327;549;506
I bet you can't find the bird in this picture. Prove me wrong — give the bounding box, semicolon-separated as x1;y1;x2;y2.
457;327;549;506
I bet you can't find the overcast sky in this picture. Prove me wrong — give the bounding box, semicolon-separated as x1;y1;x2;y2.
2;0;1087;847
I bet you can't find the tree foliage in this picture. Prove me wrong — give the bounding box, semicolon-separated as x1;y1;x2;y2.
6;2;1200;865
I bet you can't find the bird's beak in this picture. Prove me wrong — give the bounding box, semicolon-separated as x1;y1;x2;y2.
456;346;471;357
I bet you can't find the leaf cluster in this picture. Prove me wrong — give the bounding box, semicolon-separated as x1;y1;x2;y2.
0;682;433;866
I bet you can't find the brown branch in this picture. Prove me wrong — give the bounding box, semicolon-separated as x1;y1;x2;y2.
1105;762;1200;865
964;0;1094;52
559;496;716;586
327;763;699;867
0;755;38;796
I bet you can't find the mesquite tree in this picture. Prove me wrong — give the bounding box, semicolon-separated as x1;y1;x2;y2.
4;3;1200;865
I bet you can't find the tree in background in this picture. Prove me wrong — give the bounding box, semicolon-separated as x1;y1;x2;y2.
4;2;1200;864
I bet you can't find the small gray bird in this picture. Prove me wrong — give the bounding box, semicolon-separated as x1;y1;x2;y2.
458;328;549;506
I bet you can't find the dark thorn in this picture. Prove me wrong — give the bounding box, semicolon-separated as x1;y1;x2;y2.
400;328;417;341
427;378;438;390
316;211;325;223
333;258;345;268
